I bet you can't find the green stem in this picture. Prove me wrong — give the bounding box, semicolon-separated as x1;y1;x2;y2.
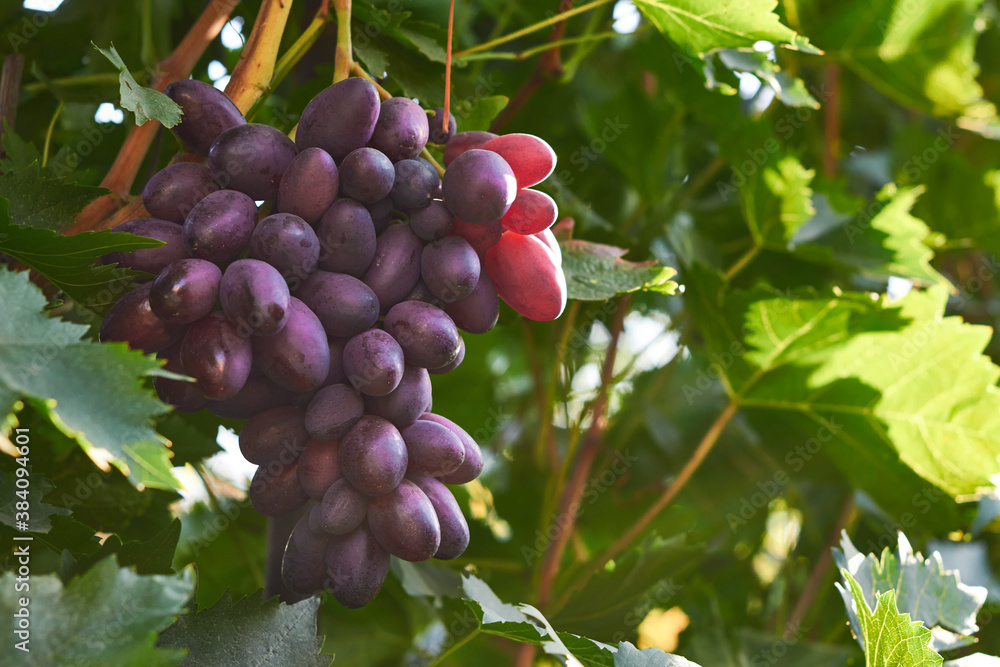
42;100;63;168
421;148;446;177
351;62;391;99
23;72;125;94
724;243;760;281
428;629;480;667
454;0;615;58
456;30;628;62
333;0;353;83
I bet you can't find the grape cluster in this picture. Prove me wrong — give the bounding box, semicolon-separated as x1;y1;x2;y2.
98;76;565;608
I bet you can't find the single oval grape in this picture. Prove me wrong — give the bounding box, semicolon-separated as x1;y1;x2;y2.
316;478;367;535
297;437;342;500
383;300;462;370
480;133;557;188
339;147;395;203
338;415;408;495
207;375;291;419
534;227;562;267
390;158;439;210
342;329;405;396
297;78;381;162
297;271;379;338
427;107;456;145
183;189;258;264
401;420;465;477
325;525;389;609
421;413;484;484
150;258;222;325
208;123;298;200
100;282;185;353
249;458;309;516
276;147;339;224
179;311;252;400
238;405;309;465
367;479;441;561
305;383;364;442
219;259;292;337
364;365;431;428
252;298;331;392
452;218;502;255
142;162;221;223
408;200;454;242
442;131;497;167
103;218;187;276
429;337;465;374
281;515;331;596
442;149;517;224
164;79;246;155
249;212;321;288
411;475;470;560
362;223;422;311
367;97;429;161
500;188;558;235
485;232;567;321
316;199;377;277
154;343;209;413
421;235;480;303
444;270;499;334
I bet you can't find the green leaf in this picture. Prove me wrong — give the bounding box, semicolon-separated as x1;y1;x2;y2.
0;268;178;490
703;50;820;108
615;641;700;666
0;198;161;322
92;43;182;127
158;590;331;667
0;162;107;231
839;571;943;666
834;532;988;651
118;519;183;575
559;233;678;301
0;557;192;665
742;154;816;247
450;95;509;133
633;0;819;58
0;471;70;533
0;120;43;172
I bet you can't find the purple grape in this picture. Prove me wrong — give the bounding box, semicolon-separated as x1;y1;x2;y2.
207;375;291;419
366;196;394;234
100;282;185;353
208;123;298;200
142;162;221;223
179;312;252;400
298;437;342;500
103;219;187;276
427;107;456;145
390;159;439;210
339;147;394;203
325;525;389;608
443;130;497;167
164;79;246;155
421;236;480;303
316;478;367;535
290;336;348;408
338;415;407;495
238;405;309;465
405;281;436;304
182;190;258;264
282;515;331;596
154;343;209;413
219;259;291;337
408;200;454;241
342;329;405;397
442;149;517;224
249;458;309;516
297;271;379;338
297;78;381;162
410;475;470;560
362;223;422;311
444;270;499;334
421;413;484;484
364;365;431;428
367;97;429;162
305;383;364;442
401;420;465;477
367;479;441;561
253;298;331;392
249;212;321;288
316;199;377;277
276;147;339;224
383;301;462;369
429;337;464;375
150;258;221;325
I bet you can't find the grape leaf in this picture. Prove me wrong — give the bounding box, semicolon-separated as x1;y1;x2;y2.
451;95;509;133
0;268;178;490
0;557;192;665
0;198;161;323
0;120;42;172
615;641;700;666
834;532;988;651
0;162;107;231
157;590;331;667
839;572;943;666
0;471;70;533
742;153;816;246
117;519;183;575
92;43;182;127
632;0;819;58
704;50;820;108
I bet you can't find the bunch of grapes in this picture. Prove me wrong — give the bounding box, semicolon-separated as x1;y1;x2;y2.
98;76;565;608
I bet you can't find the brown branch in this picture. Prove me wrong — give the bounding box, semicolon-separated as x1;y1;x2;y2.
68;0;239;234
822;63;840;178
537;295;630;607
0;54;25;161
513;642;535;667
332;0;352;83
226;0;295;112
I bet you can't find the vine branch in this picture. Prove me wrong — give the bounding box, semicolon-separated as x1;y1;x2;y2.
0;54;25;161
333;0;353;83
225;0;295;113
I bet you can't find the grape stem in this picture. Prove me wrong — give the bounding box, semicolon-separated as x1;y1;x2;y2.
333;0;353;84
67;0;237;234
350;63;391;100
225;0;295;113
442;0;455;132
456;30;634;62
0;54;25;162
